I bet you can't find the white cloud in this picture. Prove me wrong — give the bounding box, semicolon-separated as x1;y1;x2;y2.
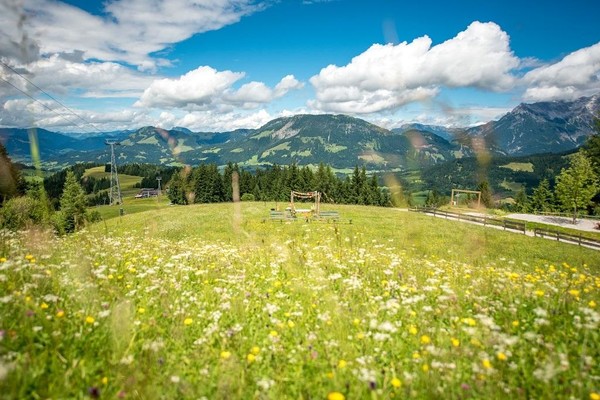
7;0;263;70
0;98;151;132
175;109;274;131
137;67;303;110
136;66;245;109
309;21;519;114
522;42;600;102
0;0;40;63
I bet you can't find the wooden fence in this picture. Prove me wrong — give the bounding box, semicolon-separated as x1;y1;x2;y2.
409;207;525;234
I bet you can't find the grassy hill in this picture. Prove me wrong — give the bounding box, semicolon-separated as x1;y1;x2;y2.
1;204;599;399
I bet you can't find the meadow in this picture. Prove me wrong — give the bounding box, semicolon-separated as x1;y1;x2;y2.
0;203;599;399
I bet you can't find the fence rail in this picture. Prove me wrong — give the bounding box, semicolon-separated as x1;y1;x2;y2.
533;227;600;249
409;207;526;234
409;207;600;249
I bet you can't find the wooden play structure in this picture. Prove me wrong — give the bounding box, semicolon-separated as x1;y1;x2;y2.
266;190;342;222
450;189;481;208
288;190;321;217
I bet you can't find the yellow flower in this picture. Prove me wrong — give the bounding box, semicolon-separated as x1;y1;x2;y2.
420;335;431;345
590;392;600;400
56;310;65;318
85;316;95;324
247;353;256;363
451;338;460;347
512;320;520;327
409;325;418;335
287;320;295;328
25;254;34;260
337;360;347;369
251;346;260;355
482;359;492;369
220;351;231;359
326;371;334;379
353;318;360;326
40;302;49;310
422;364;429;372
0;257;6;263
391;377;401;388
327;392;345;400
269;330;278;337
534;290;545;297
462;317;476;326
184;318;193;325
138;307;145;314
102;376;108;385
568;289;580;297
589;300;597;308
356;332;365;340
497;352;507;361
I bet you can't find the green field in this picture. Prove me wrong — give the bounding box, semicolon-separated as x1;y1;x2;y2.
499;162;534;172
1;204;599;399
83;166;144;197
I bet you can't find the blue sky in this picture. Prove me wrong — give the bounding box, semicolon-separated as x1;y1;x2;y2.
1;0;599;133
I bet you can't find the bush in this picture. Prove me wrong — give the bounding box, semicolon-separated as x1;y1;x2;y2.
0;196;48;230
240;193;255;201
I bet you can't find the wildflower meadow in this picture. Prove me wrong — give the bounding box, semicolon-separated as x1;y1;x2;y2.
0;203;599;399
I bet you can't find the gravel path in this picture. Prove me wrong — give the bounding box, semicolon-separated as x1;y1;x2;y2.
506;214;600;233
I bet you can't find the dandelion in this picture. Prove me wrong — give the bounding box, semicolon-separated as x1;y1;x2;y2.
287;320;295;328
534;290;544;297
482;359;492;369
590;393;600;400
327;392;345;400
85;316;95;324
497;352;507;361
184;318;193;325
512;320;519;327
0;257;6;263
251;346;260;355
422;364;429;372
269;330;278;337
220;351;231;360
589;300;597;308
337;360;347;369
568;289;580;298
451;338;460;347
391;377;401;388
56;310;65;318
247;353;256;363
353;318;360;326
462;317;476;326
420;335;431;345
356;332;365;340
138;307;145;314
40;303;49;310
409;325;418;335
102;377;108;385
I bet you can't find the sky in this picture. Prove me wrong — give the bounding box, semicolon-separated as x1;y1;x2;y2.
1;0;600;134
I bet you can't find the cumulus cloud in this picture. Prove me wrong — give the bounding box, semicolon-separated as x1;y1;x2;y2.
309;21;519;114
5;0;263;70
137;67;303;109
522;42;600;102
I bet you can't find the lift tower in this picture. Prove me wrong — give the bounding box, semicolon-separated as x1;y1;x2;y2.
106;140;123;206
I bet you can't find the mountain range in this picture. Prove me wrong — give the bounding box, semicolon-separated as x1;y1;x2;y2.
1;95;598;171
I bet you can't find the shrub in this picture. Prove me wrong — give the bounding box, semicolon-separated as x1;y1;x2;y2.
240;193;255;201
0;196;47;230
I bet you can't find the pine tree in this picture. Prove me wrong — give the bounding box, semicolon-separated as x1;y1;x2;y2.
529;179;554;213
477;181;493;208
514;188;528;213
59;170;88;233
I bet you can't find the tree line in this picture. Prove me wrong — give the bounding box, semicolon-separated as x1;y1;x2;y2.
167;163;392;207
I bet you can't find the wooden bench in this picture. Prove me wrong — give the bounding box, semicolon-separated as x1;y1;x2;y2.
318;211;340;221
263;210;292;223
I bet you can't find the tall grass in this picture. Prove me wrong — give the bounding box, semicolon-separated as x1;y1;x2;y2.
0;203;598;399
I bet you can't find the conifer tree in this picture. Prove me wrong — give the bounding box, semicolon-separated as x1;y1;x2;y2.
59;170;88;233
